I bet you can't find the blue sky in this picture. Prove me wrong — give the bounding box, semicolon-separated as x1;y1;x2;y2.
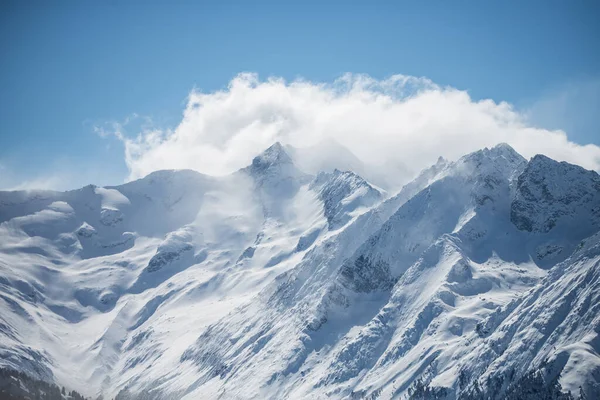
1;0;599;190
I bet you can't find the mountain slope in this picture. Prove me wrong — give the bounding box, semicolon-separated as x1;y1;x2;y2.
0;143;385;398
0;143;598;400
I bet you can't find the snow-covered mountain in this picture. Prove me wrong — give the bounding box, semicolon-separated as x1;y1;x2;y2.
0;143;598;399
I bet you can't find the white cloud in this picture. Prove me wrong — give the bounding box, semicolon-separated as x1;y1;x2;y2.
0;159;125;192
4;175;67;192
113;73;600;187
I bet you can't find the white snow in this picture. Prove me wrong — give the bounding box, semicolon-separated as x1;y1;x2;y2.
0;143;599;399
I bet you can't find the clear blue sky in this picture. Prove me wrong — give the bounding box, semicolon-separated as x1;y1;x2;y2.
1;0;599;189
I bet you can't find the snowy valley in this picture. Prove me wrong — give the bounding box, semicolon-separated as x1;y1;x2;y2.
0;143;599;400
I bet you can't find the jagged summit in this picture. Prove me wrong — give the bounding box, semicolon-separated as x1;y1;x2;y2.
313;168;368;184
489;142;526;163
242;142;310;199
460;142;525;165
491;141;520;154
511;154;600;235
310;169;382;229
250;142;294;171
449;143;527;189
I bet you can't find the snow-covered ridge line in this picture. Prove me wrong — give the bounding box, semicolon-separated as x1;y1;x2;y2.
0;142;599;400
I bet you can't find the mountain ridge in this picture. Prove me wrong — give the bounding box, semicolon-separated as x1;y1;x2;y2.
0;143;599;399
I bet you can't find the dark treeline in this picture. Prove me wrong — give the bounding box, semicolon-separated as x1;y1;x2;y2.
0;368;87;400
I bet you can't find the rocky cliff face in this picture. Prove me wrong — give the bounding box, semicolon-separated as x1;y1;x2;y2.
511;154;600;234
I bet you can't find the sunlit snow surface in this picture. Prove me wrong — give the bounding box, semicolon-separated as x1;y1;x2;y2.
0;143;599;399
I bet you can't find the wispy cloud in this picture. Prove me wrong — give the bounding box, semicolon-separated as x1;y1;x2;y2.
0;159;123;192
7;176;67;191
92;113;151;141
0;163;68;191
104;73;600;187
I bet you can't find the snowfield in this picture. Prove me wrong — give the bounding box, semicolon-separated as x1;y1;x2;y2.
0;142;599;399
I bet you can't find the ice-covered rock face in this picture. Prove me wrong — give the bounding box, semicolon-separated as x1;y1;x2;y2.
251;142;293;169
339;143;526;287
246;142;299;180
129;228;202;293
511;155;600;234
243;142;310;200
310;169;382;230
453;143;526;187
456;144;527;218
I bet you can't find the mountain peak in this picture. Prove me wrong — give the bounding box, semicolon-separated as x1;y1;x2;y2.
251;142;293;169
491;142;514;152
529;153;556;166
527;153;600;179
456;143;526;180
511;155;600;234
243;142;310;197
488;142;525;163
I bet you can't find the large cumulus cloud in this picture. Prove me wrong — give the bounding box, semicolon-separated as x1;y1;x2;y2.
117;73;600;187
